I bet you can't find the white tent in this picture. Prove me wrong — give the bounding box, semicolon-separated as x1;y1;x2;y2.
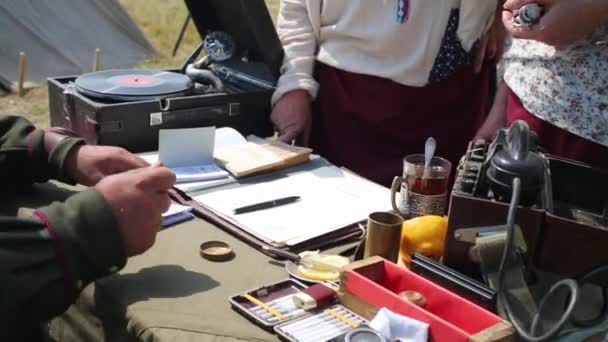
0;74;10;94
0;0;154;83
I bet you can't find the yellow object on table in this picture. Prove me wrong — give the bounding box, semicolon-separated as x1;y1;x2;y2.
400;215;448;267
242;293;286;320
296;251;350;281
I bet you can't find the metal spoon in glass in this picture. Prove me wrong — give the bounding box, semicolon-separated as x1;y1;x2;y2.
423;137;436;180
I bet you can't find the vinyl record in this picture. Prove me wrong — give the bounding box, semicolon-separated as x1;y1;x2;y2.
75;69;194;102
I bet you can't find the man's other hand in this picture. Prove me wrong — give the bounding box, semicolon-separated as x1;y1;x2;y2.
95;166;176;256
65;145;150;186
270;90;312;146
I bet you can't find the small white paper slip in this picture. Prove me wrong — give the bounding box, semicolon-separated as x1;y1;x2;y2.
162;203;192;218
162;203;194;227
138;127;246;166
159;127;215;168
158;127;229;183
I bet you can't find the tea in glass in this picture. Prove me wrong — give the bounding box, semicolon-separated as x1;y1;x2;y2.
391;154;452;218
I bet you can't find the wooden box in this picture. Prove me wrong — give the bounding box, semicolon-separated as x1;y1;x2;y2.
339;257;514;342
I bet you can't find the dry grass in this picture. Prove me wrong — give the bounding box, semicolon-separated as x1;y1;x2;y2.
0;0;280;127
1;86;50;126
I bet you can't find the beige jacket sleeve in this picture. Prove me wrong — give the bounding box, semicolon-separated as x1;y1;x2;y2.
458;0;498;51
271;0;320;106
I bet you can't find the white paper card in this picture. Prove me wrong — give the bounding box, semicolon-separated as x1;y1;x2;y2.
214;127;247;150
162;203;194;226
140;127;247;166
159;127;215;168
162;203;192;218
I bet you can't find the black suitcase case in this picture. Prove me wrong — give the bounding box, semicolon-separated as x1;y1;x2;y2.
48;0;283;153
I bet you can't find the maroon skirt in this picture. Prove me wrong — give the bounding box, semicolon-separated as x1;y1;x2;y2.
310;63;490;187
506;89;608;169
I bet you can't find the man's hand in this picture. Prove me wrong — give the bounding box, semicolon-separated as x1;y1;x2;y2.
475;104;508;141
95;166;175;256
503;0;608;47
65;145;150;186
270;90;312;146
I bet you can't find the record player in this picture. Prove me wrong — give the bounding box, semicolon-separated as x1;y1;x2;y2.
48;0;283;152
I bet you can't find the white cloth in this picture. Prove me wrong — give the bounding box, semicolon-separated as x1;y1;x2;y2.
272;0;497;106
369;308;429;342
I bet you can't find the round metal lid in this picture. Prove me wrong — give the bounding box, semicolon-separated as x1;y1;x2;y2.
199;240;234;262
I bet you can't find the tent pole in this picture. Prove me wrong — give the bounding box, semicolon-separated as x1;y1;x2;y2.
93;48;101;71
17;52;26;97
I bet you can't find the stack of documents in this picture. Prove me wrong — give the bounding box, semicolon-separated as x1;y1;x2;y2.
140;126;390;248
192;158;391;247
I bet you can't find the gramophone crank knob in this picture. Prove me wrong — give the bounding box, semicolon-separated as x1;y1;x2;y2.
513;3;544;26
203;31;236;62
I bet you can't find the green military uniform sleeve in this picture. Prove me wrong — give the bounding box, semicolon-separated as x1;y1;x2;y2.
0;114;127;338
0;189;127;339
0;114;84;187
38;189;128;289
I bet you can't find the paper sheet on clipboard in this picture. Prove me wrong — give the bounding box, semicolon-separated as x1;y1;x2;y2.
193;158;391;246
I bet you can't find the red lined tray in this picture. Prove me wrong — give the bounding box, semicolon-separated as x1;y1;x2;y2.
339;257;513;342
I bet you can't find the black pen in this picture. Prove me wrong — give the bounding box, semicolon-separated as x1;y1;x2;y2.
233;196;301;215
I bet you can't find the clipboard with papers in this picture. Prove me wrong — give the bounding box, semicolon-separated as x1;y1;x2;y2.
172;157;392;253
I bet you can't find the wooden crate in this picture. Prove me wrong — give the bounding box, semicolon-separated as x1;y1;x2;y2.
339;257;514;342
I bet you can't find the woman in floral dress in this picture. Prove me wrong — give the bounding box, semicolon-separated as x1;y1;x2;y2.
477;0;608;168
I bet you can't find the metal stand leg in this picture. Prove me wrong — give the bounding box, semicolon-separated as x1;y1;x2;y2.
172;14;191;57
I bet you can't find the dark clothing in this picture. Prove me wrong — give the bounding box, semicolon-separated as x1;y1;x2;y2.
506;89;608;169
310;62;490;187
0;115;126;338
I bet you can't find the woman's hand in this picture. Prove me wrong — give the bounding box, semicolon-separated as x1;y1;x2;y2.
475;81;508;140
503;0;608;47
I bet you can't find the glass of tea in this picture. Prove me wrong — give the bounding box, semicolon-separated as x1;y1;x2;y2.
390;154;452;218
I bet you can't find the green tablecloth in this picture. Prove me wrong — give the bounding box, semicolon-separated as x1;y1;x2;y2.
7;182;605;341
5;182;311;341
48;216;291;341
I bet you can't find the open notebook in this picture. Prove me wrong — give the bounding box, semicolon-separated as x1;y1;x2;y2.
191;157;391;247
214;136;312;178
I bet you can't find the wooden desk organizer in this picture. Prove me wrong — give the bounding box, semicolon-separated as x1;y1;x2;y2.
339;257;514;342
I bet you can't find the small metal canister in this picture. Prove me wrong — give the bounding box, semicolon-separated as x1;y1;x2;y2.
344;327;388;342
364;212;404;263
513;3;544;26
